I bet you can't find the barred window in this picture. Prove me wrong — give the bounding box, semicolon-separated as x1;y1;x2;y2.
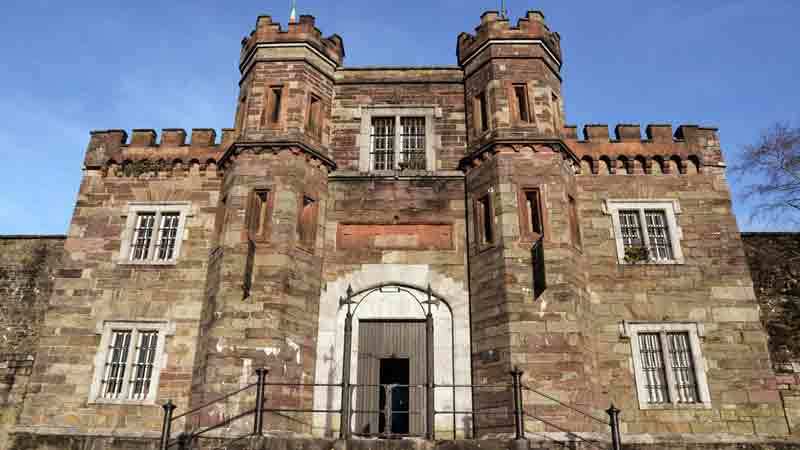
359;108;433;173
645;210;673;261
667;332;699;403
130;213;155;261
102;330;132;399
121;203;189;264
92;321;171;404
625;322;708;409
371;117;395;171
605;200;683;264
619;210;643;249
400;117;426;170
155;213;180;261
638;333;668;404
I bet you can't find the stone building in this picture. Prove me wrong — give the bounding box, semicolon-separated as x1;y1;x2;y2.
1;8;798;450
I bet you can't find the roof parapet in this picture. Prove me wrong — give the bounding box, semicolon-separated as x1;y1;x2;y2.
161;129;187;146
645;124;673;143
614;124;641;142
84;129;229;169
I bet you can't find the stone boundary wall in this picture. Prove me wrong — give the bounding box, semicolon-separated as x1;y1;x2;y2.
0;237;65;449
8;433;800;450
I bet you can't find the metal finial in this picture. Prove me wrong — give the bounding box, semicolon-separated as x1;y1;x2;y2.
289;0;297;23
500;0;508;18
346;284;354;300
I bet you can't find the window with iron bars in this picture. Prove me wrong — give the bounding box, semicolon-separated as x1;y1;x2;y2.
93;323;167;403
370;116;427;171
637;331;700;405
618;209;674;262
123;204;188;264
624;322;710;409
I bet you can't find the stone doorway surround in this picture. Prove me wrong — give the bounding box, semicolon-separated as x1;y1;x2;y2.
312;264;472;438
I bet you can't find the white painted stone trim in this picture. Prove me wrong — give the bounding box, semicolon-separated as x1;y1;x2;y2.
602;199;684;265
88;320;175;405
357;106;438;173
312;264;472;437
117;202;192;266
621;321;711;410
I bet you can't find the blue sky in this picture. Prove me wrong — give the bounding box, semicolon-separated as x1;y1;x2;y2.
0;0;798;234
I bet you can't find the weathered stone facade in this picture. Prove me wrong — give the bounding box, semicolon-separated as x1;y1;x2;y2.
1;8;798;450
0;237;65;448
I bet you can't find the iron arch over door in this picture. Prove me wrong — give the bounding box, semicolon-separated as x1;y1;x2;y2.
338;283;456;439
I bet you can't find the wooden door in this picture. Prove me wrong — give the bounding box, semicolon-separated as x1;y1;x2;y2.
355;320;426;436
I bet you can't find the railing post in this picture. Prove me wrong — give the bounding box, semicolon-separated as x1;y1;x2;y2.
606;404;622;450
383;384;393;437
425;296;435;440
160;400;176;450
511;367;525;441
254;368;267;436
340;287;354;440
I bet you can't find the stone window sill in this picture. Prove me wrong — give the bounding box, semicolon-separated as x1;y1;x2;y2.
88;398;160;407
638;402;712;411
619;260;684;266
117;260;179;267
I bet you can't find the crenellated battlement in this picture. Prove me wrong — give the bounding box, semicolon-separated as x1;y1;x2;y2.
561;123;723;175
240;14;344;67
83;128;236;175
457;10;562;66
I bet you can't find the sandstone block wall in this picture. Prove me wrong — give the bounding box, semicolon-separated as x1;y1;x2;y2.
0;237;65;447
17;131;225;436
572;131;787;436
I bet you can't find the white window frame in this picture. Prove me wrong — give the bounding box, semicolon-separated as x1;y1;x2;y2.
603;199;684;264
357;106;438;173
118;202;191;265
89;320;175;405
620;321;711;410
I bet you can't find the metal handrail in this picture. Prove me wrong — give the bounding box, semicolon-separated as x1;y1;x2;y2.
158;366;622;450
524;412;608;450
160;368;268;450
522;384;610;426
172;382;257;421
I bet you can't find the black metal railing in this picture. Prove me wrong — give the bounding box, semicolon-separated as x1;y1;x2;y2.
159;368;268;450
159;367;622;450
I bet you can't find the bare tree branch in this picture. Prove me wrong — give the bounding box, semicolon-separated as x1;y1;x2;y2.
731;122;800;228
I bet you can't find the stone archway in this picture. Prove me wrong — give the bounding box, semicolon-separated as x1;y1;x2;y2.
312;264;472;438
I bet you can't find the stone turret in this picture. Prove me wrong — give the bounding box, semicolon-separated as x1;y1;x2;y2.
459;11;565;150
194;14;339;435
230;14;342;160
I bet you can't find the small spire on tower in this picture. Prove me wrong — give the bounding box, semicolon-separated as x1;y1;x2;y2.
500;0;508;19
289;0;297;23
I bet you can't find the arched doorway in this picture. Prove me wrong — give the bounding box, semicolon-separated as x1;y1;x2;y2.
312;266;473;439
342;284;447;437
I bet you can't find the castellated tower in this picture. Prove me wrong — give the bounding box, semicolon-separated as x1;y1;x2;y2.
458;11;593;432
193;15;343;433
